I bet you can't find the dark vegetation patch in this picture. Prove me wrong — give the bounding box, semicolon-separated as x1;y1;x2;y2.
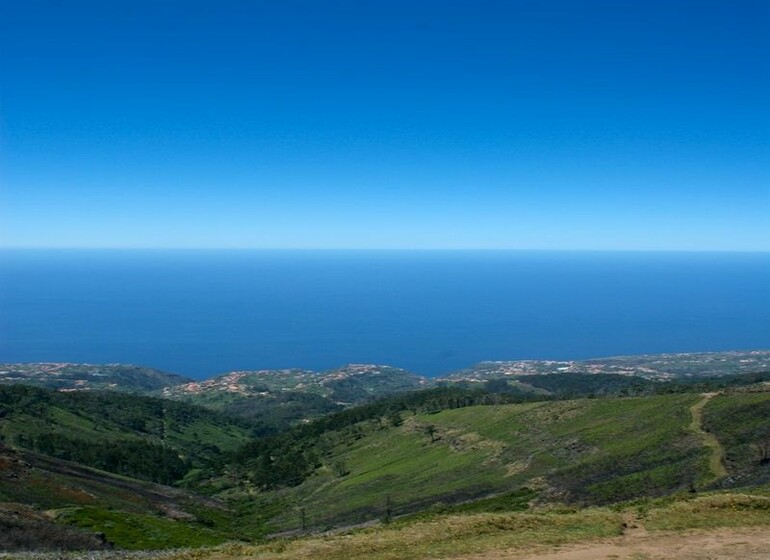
0;384;253;484
0;504;109;551
58;506;235;550
542;395;707;503
222;391;343;435
404;488;537;519
515;373;654;397
703;392;770;485
654;371;770;394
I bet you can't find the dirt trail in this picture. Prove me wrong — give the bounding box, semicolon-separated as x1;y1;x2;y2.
458;526;770;559
620;511;647;538
690;392;728;481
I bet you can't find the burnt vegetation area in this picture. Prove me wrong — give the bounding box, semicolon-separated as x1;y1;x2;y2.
703;392;770;482
0;505;110;552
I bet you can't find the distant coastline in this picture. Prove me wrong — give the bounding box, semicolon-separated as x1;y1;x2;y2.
3;349;770;387
1;250;768;378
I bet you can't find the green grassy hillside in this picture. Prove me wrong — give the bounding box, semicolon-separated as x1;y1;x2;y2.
238;393;707;532
247;387;770;535
4;379;770;552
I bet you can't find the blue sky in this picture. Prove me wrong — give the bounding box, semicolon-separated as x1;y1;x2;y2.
1;0;768;250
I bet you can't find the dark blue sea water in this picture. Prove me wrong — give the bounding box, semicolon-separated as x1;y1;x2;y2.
0;250;768;379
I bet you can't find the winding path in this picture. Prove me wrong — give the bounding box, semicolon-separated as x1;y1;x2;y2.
689;392;728;482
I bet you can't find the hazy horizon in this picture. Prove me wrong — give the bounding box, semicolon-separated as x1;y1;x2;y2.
2;250;768;378
3;247;770;252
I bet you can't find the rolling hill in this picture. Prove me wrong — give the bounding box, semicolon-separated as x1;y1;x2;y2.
0;363;191;393
234;393;704;532
2;351;767;426
216;385;770;533
0;386;269;550
2;352;770;552
162;364;429;429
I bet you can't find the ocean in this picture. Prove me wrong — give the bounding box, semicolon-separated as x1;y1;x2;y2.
0;250;768;379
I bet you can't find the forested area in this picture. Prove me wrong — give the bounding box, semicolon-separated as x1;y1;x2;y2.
0;385;251;484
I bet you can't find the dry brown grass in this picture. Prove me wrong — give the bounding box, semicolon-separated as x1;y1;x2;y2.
643;493;770;531
152;509;623;560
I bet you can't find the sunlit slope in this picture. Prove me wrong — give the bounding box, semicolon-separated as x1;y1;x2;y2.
265;394;706;530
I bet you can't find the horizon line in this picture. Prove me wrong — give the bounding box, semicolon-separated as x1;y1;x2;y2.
2;247;770;253
6;348;770;378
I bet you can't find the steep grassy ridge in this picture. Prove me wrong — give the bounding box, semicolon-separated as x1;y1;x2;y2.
258;394;705;531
